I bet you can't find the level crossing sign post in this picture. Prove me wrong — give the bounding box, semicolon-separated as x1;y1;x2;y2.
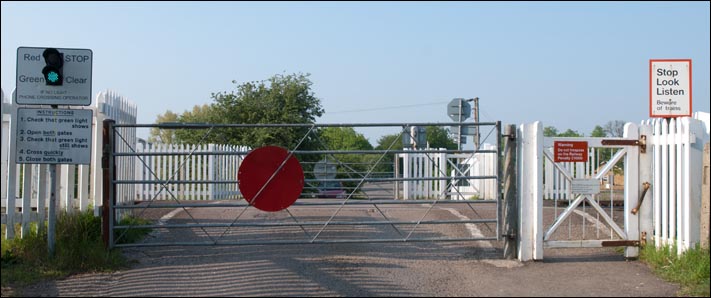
15;46;93;257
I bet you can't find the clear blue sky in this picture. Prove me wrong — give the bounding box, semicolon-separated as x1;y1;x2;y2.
2;1;709;146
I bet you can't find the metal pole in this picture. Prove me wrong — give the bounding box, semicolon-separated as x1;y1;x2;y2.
101;119;114;249
457;99;462;151
48;164;57;257
47;104;59;258
496;121;502;239
101;119;116;249
473;97;480;149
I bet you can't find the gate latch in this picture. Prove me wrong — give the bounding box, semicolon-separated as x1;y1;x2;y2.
601;135;646;153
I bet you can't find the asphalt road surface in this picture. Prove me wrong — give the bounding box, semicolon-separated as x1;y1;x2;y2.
14;199;679;297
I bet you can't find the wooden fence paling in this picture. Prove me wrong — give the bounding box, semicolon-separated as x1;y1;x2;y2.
644;113;709;253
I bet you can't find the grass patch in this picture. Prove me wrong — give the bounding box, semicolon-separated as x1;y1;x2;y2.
1;209;152;289
115;215;153;244
640;244;710;297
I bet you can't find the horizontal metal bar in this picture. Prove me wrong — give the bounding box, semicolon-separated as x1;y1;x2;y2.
601;139;640;146
545;240;605;248
114;199;498;209
295;149;498;155
114;175;499;184
114;149;498;156
543;137;640;148
116;122;501;129
115;218;498;229
113;237;500;247
115;180;238;184
312;176;499;182
601;240;640;247
544;240;639;248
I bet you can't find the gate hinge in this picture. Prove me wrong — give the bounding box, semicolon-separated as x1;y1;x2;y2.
501;233;516;240
600;135;646;154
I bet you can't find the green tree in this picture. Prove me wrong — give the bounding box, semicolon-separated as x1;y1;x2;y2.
590;125;606;137
375;134;404;151
319;126;375;177
320;127;373;151
543;126;582;137
158;73;325;147
557;129;583;137
543;126;559;137
148;110;179;143
318;127;376;190
173;104;220;144
374;133;406;179
210;73;324;149
425;126;457;150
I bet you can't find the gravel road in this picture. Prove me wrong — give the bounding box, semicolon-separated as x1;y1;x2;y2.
9;200;679;297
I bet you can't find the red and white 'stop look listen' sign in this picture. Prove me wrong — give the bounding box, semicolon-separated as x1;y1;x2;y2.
650;59;691;118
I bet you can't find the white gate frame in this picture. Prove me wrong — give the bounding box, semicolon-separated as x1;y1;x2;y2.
542;124;641;258
517;122;643;260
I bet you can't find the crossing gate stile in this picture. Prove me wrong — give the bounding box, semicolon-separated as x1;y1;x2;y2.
105;121;507;250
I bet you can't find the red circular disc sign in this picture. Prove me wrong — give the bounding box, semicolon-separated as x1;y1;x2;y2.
238;146;304;212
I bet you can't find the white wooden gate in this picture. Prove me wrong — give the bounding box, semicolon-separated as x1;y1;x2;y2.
517;122;645;260
540;125;642;258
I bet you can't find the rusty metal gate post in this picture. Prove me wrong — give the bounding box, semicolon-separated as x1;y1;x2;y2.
502;124;518;259
102;119;116;249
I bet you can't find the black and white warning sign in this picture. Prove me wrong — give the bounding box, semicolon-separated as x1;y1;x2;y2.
16;47;93;106
15;108;93;164
650;59;692;118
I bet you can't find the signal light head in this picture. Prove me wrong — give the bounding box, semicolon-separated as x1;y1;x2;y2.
42;48;63;86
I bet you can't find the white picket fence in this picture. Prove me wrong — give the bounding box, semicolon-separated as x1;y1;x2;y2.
134;143;248;201
98;91;138;211
399;143;498;200
645;112;710;253
1;89;136;239
400;150;448;200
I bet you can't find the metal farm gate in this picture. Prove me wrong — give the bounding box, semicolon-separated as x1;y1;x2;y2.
103;121;504;250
